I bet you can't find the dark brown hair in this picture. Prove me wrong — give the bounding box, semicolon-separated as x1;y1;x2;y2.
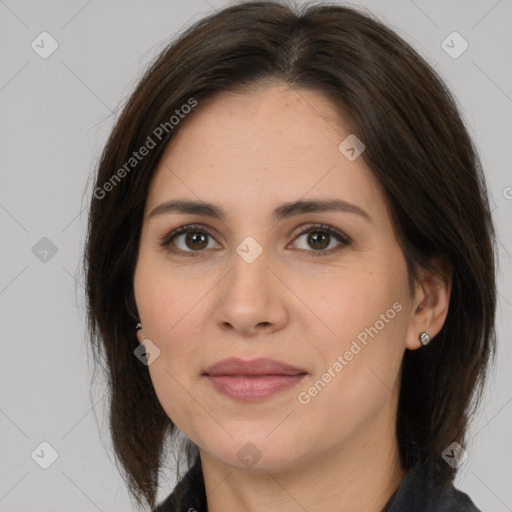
83;1;497;509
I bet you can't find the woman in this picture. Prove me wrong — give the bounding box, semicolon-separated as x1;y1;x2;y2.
84;1;496;511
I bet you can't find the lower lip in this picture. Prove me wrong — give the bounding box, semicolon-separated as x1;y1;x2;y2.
206;374;307;401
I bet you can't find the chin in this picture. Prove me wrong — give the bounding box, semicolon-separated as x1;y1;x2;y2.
200;431;308;473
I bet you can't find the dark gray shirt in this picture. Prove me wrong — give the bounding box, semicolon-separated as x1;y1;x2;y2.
153;458;481;511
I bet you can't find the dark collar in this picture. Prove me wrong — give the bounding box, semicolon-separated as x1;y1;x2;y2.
382;462;481;512
154;458;481;512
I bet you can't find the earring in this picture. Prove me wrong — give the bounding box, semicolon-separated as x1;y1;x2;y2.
136;323;142;331
419;332;431;346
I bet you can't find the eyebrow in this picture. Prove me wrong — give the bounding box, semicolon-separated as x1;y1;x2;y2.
148;198;372;223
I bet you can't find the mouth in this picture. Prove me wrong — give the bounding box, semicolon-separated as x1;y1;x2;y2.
204;357;307;376
203;358;308;402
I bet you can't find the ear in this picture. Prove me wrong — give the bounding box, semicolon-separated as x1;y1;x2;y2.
405;257;452;350
136;326;145;344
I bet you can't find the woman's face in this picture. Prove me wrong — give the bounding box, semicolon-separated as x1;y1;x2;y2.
134;83;425;472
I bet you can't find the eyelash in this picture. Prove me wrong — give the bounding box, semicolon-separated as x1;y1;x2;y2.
159;223;351;258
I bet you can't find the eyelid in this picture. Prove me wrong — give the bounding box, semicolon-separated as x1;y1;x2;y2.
290;222;351;244
287;223;351;256
159;222;351;256
159;223;221;253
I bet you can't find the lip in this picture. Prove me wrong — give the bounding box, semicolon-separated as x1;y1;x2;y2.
203;358;308;402
204;357;306;376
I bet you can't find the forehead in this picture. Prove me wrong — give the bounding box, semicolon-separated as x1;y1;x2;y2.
145;84;387;225
168;83;348;158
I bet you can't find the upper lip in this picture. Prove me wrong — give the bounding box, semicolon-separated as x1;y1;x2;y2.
204;357;307;376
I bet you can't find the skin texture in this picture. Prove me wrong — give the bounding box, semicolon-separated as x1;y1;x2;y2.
133;82;451;512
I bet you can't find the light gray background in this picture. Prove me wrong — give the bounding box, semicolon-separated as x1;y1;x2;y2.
1;0;511;511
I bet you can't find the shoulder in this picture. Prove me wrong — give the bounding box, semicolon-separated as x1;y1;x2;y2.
383;463;482;512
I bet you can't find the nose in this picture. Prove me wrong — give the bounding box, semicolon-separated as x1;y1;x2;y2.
214;250;290;337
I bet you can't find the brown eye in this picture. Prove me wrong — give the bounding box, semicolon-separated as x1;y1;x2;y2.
291;224;350;256
160;225;221;256
160;223;350;258
184;231;208;250
307;231;330;251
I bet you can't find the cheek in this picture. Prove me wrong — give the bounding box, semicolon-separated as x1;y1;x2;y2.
292;260;408;414
134;245;204;340
134;268;204;381
295;261;408;352
294;302;407;454
147;361;205;444
133;250;211;436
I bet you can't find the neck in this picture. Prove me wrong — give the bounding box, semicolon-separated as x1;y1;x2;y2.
200;404;406;512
